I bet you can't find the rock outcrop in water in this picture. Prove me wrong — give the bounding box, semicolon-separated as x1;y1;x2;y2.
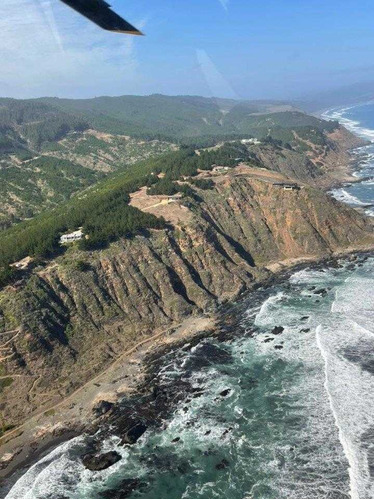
0;171;373;426
82;451;121;471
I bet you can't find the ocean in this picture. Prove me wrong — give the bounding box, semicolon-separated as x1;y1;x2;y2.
322;103;374;217
5;105;374;500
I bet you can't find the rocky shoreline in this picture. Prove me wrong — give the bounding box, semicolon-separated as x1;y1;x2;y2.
1;248;373;497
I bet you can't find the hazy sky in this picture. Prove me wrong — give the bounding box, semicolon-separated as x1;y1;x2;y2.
1;0;374;99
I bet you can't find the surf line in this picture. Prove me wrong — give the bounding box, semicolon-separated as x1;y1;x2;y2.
315;324;360;499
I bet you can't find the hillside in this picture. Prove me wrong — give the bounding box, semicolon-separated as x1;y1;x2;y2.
1;95;358;229
37;94;339;142
0;128;364;286
0;98;176;226
0;102;373;474
1;168;373;428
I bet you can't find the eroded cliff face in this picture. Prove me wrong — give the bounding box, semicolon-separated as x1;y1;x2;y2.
249;125;367;186
0;174;373;425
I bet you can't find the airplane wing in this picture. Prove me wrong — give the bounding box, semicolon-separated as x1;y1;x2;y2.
60;0;143;35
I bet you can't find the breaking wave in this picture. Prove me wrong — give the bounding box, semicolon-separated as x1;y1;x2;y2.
330;188;369;206
322;106;374;142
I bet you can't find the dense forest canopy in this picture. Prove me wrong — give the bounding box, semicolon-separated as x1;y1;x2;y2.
0;96;339;145
0;142;259;286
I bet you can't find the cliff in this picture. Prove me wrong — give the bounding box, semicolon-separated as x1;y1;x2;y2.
0;171;373;427
248;125;367;187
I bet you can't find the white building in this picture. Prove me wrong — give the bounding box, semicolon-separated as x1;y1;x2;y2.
212;166;231;173
60;229;84;244
241;138;261;145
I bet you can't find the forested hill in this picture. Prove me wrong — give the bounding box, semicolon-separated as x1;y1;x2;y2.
0;95;339;151
0;95;342;228
0;98;89;153
36;94;338;142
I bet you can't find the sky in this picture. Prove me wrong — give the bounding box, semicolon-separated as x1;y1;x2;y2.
1;0;374;100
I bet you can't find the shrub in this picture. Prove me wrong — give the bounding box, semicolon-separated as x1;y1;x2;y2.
190;178;214;190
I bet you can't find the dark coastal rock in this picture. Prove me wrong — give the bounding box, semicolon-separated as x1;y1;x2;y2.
121;422;148;445
82;451;121;471
221;427;233;438
191;387;205;399
183;343;233;372
92;400;114;418
219;389;231;398
215;458;230;470
271;326;284;335
314;288;328;297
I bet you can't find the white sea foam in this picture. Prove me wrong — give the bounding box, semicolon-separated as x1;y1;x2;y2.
316;268;374;499
251;268;351;498
6;262;374;500
6;435;132;499
330;188;368;206
253;292;285;328
290;267;335;285
322;106;374;142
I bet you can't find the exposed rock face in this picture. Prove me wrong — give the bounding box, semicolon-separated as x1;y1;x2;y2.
82;451;121;471
249;126;367;187
249;143;321;183
92;400;114;418
0;174;373;425
121;422;148;445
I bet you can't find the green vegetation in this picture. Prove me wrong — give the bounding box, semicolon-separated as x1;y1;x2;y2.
44;409;56;417
74;260;91;272
34;96;339;142
0;423;15;438
0;98;88;149
0;267;18;288
147;179;179;196
0;142;258;286
0;156;104;224
0;377;13;393
190;178;215;190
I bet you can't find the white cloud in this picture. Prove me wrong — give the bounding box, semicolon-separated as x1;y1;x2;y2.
0;0;144;98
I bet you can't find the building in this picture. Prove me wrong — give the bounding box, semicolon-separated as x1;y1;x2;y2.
212;166;231;173
241;138;261;145
273;183;301;191
60;229;84;244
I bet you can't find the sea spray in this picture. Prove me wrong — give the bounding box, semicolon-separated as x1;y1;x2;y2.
6;258;374;499
316;325;359;499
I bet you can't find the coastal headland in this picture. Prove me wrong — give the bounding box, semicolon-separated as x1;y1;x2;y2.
0;103;373;490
